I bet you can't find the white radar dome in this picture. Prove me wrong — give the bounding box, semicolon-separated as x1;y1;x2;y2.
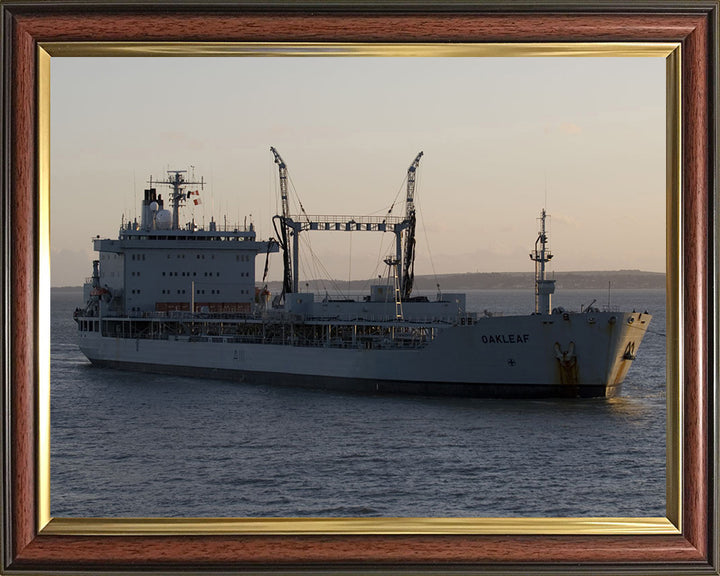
149;201;159;212
155;209;172;230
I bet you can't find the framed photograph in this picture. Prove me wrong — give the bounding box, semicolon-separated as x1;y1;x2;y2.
2;1;717;574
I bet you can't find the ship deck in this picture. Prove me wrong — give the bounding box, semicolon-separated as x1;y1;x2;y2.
76;313;447;350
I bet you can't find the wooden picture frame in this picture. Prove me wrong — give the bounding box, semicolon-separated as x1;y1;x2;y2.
2;1;717;573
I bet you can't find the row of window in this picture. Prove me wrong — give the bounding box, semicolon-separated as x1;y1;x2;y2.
131;286;260;296
152;289;260;296
162;271;222;277
125;293;252;310
158;271;252;277
126;269;253;279
161;254;253;261
111;253;254;262
156;289;227;295
135;289;258;297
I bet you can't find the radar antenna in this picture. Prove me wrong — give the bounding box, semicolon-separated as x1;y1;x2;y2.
150;170;204;231
529;209;556;314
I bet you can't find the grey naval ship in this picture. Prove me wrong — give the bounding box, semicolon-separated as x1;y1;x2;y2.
74;149;651;398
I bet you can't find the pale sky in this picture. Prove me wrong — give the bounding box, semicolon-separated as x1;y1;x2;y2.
50;56;665;287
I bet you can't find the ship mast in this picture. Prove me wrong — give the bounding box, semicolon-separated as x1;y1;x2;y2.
150;170;204;231
529;209;556;314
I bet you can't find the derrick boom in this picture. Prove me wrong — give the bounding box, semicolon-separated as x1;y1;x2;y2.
271;146;294;299
401;151;423;300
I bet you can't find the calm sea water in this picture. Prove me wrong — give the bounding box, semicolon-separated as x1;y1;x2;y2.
51;287;666;518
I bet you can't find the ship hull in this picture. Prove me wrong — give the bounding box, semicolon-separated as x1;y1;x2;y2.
78;310;650;398
86;358;615;398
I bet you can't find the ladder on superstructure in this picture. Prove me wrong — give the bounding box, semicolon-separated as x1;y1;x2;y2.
384;256;404;320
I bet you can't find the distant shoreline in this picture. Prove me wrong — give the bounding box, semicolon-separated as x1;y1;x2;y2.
53;270;665;292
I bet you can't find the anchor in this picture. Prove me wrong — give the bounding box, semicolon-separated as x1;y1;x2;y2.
554;341;578;386
622;341;637;360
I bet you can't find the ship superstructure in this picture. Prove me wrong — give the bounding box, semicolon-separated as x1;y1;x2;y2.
80;170;275;320
75;154;651;398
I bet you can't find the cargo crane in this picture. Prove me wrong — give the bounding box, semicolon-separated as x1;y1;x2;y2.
270;146;295;301
269;148;423;302
400;151;423;300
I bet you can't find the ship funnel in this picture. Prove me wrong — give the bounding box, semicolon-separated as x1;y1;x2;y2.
141;188;158;230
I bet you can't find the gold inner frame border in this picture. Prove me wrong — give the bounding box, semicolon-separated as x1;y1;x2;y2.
36;41;682;537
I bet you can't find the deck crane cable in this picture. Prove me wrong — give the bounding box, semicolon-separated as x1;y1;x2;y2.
298;234;325;293
350;163;412;296
275;200;342;297
286;171;329;290
284;165;342;294
281;155;385;299
271;147;331;299
300;233;347;298
270;154;277;215
414;169;440;290
284;213;345;298
352;175;409;295
359;232;399;296
348;152;416;298
386;174;409;217
287;172;310;223
351;160;415;296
